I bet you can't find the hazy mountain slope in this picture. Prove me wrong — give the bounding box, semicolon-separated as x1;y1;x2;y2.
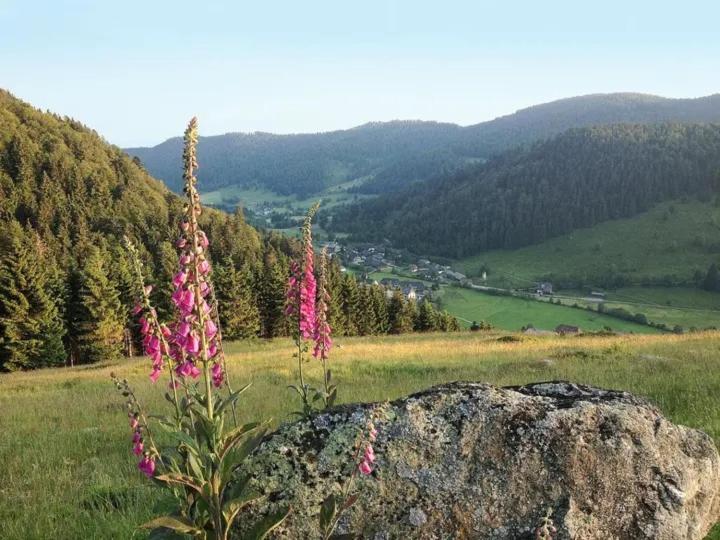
354;93;720;194
127;93;720;198
127;121;461;196
327;123;720;258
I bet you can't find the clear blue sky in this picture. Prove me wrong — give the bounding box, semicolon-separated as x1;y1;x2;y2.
2;0;719;147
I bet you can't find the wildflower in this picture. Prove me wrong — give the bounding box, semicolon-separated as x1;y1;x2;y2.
298;241;316;340
133;440;144;456
172;271;187;288
205;319;218;339
149;366;161;383
184;332;200;355
312;248;332;360
176;360;201;379
358;442;375;475
211;362;224;388
138;455;156;478
358;460;373;475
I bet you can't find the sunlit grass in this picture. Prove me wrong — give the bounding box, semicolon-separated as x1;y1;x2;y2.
2;331;720;539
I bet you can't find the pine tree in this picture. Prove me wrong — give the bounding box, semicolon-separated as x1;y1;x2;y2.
388;290;414;334
369;284;390;334
214;258;261;340
0;223;66;370
76;247;124;363
416;300;438;331
703;263;720;292
340;273;361;336
258;249;288;338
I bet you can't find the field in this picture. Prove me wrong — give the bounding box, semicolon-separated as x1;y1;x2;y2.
457;199;720;287
202;180;374;214
3;331;720;539
557;287;720;330
437;286;659;332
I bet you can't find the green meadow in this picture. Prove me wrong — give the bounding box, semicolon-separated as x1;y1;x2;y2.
457;199;720;287
2;331;720;539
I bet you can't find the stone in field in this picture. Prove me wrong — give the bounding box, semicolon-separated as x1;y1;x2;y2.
234;381;720;539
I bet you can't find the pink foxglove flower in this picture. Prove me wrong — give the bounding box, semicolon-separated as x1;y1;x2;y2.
211;362;224;388
138;456;156;478
358;459;373;475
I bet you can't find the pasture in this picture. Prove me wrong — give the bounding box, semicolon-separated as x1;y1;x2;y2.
2;331;720;539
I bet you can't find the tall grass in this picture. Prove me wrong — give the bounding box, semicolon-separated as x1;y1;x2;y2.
2;331;720;539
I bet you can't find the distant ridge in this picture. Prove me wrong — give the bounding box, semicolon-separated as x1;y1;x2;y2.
126;92;720;197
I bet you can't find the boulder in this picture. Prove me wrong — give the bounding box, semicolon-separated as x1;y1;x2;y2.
235;382;720;539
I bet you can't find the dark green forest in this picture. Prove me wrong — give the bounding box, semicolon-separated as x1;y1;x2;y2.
327;123;720;258
128;93;720;198
0;91;455;371
127;120;462;196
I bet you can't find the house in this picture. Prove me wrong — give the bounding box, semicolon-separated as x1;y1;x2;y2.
590;291;606;299
535;282;554;295
555;324;581;335
445;270;467;281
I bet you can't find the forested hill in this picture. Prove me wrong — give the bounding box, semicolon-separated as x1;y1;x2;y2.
127;93;720;197
126;121;462;196
327;123;720;258
0;90;450;371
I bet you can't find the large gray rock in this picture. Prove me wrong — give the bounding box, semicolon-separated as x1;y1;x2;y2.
236;382;720;539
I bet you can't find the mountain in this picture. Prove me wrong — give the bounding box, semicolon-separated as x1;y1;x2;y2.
127;93;720;198
327;123;720;258
126;120;462;196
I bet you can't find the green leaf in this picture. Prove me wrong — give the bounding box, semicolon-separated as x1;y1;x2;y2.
220;432;266;484
319;494;337;531
327;387;338;408
222;483;262;516
140;515;200;534
287;384;303;396
166;430;202;456
186;450;204;481
241;506;290;540
215;383;251;416
219;421;262;458
154;473;203;494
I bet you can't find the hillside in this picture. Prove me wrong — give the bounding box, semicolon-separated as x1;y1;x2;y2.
328;123;720;258
457;199;720;289
0;89;278;367
127;93;720;198
0;91;458;370
127;120;462;196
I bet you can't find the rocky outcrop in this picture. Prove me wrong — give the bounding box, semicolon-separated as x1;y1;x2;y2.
235;382;720;539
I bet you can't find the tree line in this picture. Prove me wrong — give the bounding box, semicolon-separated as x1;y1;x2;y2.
328;123;720;258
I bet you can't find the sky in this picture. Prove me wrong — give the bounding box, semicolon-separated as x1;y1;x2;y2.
2;0;720;147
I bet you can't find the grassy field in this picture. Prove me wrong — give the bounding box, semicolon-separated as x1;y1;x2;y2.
2;331;720;539
202;180;374;212
457;199;720;287
556;287;720;330
437;286;659;333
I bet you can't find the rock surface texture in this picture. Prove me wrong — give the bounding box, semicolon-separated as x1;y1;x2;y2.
235;382;720;539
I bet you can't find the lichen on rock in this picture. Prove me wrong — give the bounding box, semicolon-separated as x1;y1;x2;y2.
233;381;720;539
